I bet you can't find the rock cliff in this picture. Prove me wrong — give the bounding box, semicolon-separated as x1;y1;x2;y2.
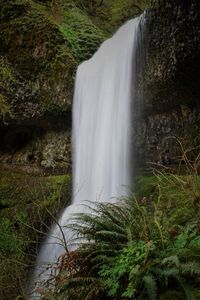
0;0;148;173
134;0;200;170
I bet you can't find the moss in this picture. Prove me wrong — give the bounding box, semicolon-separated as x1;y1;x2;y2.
0;56;17;89
2;11;63;79
39;45;77;111
59;8;107;62
88;0;150;33
0;56;15;121
0;94;12;123
108;0;149;29
0;0;150;122
0;170;72;299
0;0;108;117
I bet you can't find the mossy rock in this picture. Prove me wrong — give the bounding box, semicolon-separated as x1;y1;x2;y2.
0;56;16;122
0;56;17;90
0;0;108;122
1;3;64;79
59;7;107;62
0;0;150;125
0;94;12;123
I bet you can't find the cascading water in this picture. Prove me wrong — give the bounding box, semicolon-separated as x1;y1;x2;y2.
30;15;145;298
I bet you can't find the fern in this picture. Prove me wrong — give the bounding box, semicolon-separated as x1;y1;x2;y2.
180;261;200;276
143;274;157;300
161;255;180;267
39;170;200;299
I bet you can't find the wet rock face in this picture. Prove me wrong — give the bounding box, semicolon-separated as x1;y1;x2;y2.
134;0;200;169
134;105;200;169
148;0;200;82
0;126;71;173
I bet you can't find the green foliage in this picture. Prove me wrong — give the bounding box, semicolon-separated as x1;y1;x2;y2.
0;171;72;299
99;241;155;298
135;175;156;197
40;169;200;300
0;218;25;254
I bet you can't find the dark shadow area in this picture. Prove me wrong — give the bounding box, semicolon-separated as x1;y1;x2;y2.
0;126;45;154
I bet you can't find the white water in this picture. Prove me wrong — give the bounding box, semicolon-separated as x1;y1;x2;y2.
30;16;144;298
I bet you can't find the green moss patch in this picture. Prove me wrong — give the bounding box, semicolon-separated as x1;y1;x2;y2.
0;56;15;122
59;8;106;62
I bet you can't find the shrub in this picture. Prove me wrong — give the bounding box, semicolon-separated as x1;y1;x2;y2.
39;172;200;299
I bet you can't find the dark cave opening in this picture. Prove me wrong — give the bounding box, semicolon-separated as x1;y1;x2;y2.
0;126;44;154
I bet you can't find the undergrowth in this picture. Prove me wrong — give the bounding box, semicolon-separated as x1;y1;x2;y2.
35;145;200;300
0;172;71;299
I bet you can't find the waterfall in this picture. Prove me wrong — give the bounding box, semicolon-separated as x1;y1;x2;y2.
30;15;145;298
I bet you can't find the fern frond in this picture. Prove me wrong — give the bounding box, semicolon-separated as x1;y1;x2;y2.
161;255;180;267
159;267;179;278
143;274;157;300
180;261;200;276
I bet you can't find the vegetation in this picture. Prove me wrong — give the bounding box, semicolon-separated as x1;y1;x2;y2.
0;171;71;299
35;156;200;299
0;0;200;299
